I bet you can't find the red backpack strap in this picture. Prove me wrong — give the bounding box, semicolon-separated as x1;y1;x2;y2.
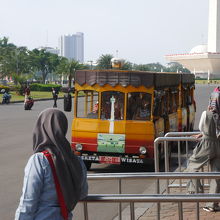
42;150;68;220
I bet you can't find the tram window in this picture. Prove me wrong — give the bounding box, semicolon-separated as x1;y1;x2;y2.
182;89;187;107
153;91;164;117
76;90;99;118
169;92;178;113
127;92;152;120
153;97;161;117
186;92;192;105
101;91;124;120
162;96;168;116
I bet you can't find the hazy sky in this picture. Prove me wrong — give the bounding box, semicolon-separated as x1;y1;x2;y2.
0;0;208;64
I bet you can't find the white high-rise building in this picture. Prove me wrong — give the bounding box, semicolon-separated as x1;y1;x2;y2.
59;32;84;63
208;0;220;52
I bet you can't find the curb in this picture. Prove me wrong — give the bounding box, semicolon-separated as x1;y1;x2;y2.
0;97;65;105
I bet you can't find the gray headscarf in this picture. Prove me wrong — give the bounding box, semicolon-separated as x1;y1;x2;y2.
209;91;220;138
33;108;83;212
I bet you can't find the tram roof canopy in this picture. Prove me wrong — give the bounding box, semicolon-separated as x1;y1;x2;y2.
75;70;194;88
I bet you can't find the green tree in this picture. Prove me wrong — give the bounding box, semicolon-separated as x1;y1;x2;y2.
0;37;17;79
56;58;85;89
120;61;133;70
0;38;32;84
145;62;165;72
133;64;151;71
166;62;190;73
30;49;59;84
97;54;113;69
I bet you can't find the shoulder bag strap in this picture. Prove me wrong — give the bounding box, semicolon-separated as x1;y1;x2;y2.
42;150;68;220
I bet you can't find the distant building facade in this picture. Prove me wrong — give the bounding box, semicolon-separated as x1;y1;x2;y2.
59;32;84;63
38;46;59;55
165;0;220;79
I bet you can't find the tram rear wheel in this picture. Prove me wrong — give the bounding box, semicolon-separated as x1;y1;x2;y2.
84;161;92;170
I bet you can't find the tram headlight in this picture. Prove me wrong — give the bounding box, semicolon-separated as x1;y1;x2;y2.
139;146;147;155
76;143;83;151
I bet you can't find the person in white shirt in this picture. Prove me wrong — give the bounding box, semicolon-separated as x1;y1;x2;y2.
186;90;220;212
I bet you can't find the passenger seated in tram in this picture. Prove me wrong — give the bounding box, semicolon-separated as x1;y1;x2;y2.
127;93;140;120
101;93;124;120
87;102;99;119
133;98;151;120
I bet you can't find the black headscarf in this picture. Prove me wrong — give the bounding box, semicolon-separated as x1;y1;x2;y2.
33;108;84;212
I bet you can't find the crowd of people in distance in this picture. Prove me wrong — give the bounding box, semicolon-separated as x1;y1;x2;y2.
1;86;63;109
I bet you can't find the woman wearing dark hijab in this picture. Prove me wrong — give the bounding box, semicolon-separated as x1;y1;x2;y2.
15;108;88;219
186;90;220;212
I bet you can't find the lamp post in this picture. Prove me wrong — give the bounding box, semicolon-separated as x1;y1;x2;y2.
16;49;19;75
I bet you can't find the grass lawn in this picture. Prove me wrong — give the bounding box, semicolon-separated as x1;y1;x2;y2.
0;91;66;102
195;80;220;84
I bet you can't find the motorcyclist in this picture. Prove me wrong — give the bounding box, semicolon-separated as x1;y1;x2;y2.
1;89;11;104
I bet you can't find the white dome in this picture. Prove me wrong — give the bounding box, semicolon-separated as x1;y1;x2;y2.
189;44;208;54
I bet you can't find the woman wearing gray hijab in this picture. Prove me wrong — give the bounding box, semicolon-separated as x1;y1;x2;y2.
15;108;88;219
186;90;220;212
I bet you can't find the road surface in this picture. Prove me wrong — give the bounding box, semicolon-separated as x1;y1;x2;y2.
0;84;216;219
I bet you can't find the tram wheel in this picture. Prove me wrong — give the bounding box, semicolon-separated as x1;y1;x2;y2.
84;161;92;170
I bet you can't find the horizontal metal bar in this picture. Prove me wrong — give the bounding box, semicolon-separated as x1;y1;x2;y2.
154;137;197;144
168;183;210;188
87;172;220;180
82;194;220;203
165;132;200;137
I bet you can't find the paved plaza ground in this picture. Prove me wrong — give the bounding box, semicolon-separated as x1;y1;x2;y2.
138;168;220;220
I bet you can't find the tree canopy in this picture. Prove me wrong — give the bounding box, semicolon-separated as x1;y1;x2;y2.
0;37;191;87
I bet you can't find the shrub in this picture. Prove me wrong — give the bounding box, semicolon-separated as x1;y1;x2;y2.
0;85;10;93
30;83;61;91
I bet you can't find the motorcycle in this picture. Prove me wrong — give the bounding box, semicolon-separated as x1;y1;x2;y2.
2;92;11;104
24;96;34;110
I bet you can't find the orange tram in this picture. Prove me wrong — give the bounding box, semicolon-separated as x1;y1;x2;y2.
71;70;195;170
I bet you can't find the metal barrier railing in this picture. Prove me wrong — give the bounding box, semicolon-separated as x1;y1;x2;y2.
84;172;220;220
158;132;202;194
82;132;214;220
164;131;200;161
83;194;220;220
154;133;200;173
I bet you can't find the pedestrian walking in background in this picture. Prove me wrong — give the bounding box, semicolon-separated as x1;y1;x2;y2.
52;87;59;108
15;108;88;219
24;86;31;103
186;89;220;212
64;88;72;112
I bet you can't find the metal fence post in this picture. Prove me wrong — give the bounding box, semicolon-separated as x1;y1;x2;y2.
154;138;160;172
130;202;135;220
164;140;170;194
195;180;200;220
178;141;182;192
154;138;160;220
118;178;122;220
83;202;89;220
178;202;183;220
186;140;189;159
